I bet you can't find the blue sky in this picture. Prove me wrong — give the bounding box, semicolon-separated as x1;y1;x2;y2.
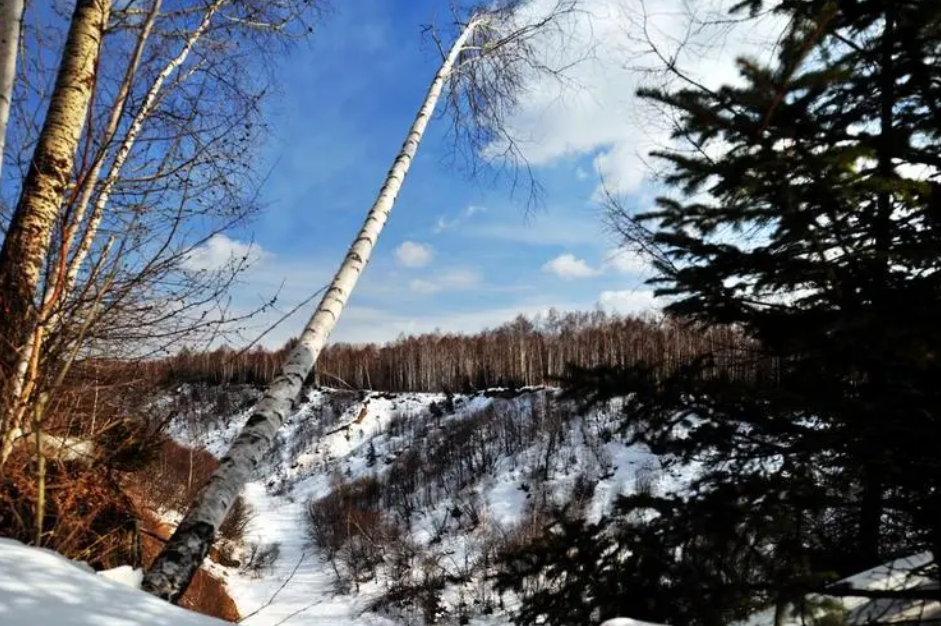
192;0;784;346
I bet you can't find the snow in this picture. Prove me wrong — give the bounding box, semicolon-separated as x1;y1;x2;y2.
221;481;397;626
602;554;940;626
736;552;940;626
10;386;933;626
160;387;697;624
98;565;144;589
0;538;226;625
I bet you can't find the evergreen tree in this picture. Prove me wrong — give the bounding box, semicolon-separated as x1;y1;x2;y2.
505;1;941;623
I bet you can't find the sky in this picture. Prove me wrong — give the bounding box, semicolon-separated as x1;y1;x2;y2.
190;0;786;347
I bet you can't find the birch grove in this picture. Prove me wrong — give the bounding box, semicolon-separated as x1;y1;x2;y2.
0;0;320;573
0;0;320;467
0;0;222;465
142;0;580;603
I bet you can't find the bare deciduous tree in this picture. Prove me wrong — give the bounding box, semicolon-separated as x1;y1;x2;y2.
0;0;112;462
0;0;321;468
142;0;581;603
0;2;322;577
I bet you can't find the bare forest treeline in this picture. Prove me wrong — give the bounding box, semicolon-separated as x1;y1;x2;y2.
148;310;778;392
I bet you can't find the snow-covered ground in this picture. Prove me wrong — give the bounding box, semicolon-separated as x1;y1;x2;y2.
218;481;397;626
1;529;936;626
166;386;678;625
0;537;226;625
3;386;935;626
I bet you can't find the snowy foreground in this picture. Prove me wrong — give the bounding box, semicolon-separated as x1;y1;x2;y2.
1;387;939;625
1;535;937;626
0;537;225;625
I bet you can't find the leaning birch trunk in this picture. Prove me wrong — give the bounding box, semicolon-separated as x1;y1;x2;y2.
141;16;483;603
0;0;110;461
0;0;24;181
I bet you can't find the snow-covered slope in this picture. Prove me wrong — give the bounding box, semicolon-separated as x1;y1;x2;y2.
0;538;226;625
2;385;937;625
168;386;680;625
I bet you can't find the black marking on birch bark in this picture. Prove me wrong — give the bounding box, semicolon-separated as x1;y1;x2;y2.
244;413;267;429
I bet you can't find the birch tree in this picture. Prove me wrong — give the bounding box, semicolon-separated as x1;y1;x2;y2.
0;0;24;181
0;0;321;570
142;0;580;603
0;0;111;458
0;0;321;469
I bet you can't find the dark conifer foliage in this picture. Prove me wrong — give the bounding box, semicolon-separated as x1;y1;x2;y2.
505;1;941;623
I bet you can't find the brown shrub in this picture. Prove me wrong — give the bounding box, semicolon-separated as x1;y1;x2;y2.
306;475;384;555
0;450;138;569
307;475;400;589
218;495;253;544
129;439;219;513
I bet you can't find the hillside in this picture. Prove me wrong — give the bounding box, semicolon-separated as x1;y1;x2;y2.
156;385;939;626
2;383;937;625
160;384;685;624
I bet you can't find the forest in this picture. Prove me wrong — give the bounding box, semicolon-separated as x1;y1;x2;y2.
1;0;940;625
150;310;772;391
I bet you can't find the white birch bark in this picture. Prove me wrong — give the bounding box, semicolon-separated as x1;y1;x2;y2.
0;0;24;182
141;15;484;603
0;0;165;467
0;0;219;443
63;0;225;291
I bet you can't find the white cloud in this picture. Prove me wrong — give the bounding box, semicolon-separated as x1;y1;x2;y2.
439;267;481;289
542;248;650;280
542;253;601;280
330;298;595;345
182;234;265;272
495;0;787;195
603;248;649;275
597;289;659;314
409;268;482;294
433;205;487;233
433;216;459;233
409;279;439;294
471;210;603;246
395;241;434;268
